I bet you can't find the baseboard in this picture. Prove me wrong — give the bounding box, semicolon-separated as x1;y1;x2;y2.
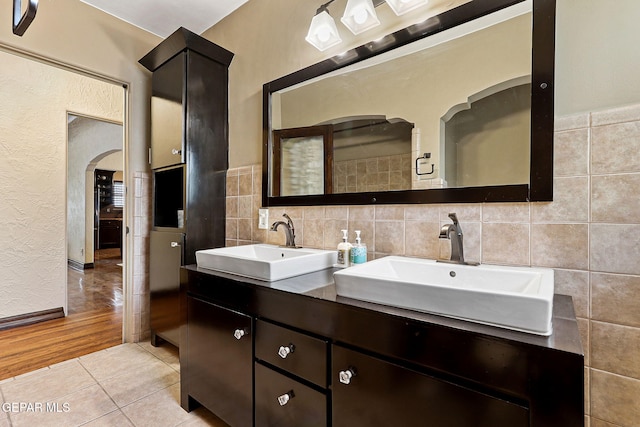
0;308;65;331
68;259;94;271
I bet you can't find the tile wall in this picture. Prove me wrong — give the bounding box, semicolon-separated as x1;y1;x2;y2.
333;153;412;193
131;172;151;343
225;104;640;427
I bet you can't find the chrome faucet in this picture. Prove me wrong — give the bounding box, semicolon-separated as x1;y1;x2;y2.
270;213;298;248
439;212;474;265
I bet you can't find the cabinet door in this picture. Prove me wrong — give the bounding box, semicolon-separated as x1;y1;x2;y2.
149;230;184;346
150;53;185;169
255;363;327;427
186;297;253;427
332;345;529;427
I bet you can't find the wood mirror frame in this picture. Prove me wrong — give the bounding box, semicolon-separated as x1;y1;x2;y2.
262;0;555;206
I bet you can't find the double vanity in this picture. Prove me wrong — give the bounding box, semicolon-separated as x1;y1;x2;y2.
180;242;584;427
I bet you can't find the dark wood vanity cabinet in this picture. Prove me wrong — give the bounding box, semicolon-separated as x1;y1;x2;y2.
184;296;253;427
332;344;528;427
181;267;584;427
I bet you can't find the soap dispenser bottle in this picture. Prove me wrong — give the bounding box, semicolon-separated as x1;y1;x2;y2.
336;229;352;268
350;230;367;265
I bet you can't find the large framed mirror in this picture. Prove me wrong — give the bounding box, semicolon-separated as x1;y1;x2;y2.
263;0;555;206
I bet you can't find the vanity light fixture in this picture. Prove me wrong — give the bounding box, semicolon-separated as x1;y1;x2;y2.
307;0;429;51
306;0;343;51
341;0;380;35
386;0;429;16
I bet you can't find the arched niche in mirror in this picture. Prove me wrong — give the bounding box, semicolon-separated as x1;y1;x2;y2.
263;0;555;206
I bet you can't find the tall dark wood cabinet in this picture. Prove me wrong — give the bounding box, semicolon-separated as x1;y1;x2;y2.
140;28;234;347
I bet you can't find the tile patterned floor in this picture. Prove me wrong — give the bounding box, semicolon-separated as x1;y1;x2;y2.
0;342;229;427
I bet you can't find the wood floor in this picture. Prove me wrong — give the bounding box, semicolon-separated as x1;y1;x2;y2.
0;249;123;380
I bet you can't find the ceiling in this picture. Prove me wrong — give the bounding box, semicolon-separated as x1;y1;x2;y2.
80;0;250;38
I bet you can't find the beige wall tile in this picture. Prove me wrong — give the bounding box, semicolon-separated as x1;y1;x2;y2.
554;128;590;176
252;167;262;196
590;418;621;427
591;224;640;275
302;219;324;249
375;221;404;255
592;174;640;223
591;273;640;328
405;205;439;222
405;221;440;259
555;269;590;318
531;224;589;270
226;198;243;223
578;318;590;367
591;321;640;380
226;174;238;197
585;366;591;416
349;206;375;221
482;203;530;223
376;206;404;221
592;121;640;174
324;206;348;220
237;218;252;241
555;113;590;132
324;219;348;250
481;223;530;266
347;220;374;252
225;219;238;240
238;195;253;219
531;177;589;223
304;206;325;219
439;205;481;222
591;103;640;127
591;369;640;426
238;173;252;196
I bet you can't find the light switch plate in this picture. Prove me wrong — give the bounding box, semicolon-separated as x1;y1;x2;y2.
258;208;269;229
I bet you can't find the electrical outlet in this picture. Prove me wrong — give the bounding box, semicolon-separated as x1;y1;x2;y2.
258;208;269;229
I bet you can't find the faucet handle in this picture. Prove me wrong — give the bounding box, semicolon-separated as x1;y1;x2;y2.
448;212;459;224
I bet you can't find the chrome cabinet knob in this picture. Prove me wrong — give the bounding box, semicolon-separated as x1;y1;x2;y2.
171;148;181;155
278;344;295;359
277;390;294;406
339;368;356;385
170;241;181;248
233;328;249;340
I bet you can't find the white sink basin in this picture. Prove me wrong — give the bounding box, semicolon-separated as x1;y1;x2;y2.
196;244;336;281
333;256;554;335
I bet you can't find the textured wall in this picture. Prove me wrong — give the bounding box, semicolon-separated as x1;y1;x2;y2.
0;51;122;318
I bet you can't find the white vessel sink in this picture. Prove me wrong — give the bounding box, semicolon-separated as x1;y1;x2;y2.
333;256;554;335
196;244;336;282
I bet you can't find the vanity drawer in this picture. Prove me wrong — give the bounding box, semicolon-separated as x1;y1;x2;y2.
255;363;327;427
255;319;328;387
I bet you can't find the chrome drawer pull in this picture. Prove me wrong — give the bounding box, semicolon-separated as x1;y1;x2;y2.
233;328;249;340
339;368;356;385
171;148;182;155
278;344;295;359
277;390;295;406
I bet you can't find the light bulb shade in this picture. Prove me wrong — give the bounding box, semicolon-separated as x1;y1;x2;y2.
385;0;429;16
306;9;342;51
341;0;380;35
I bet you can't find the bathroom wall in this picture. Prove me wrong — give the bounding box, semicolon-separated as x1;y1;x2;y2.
0;0;158;340
226;103;640;426
0;51;123;319
213;1;640;426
